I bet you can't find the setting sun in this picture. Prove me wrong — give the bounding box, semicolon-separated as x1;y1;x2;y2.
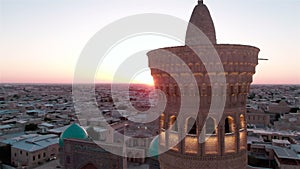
130;70;154;86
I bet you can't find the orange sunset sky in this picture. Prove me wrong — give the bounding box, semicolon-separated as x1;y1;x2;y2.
0;0;299;85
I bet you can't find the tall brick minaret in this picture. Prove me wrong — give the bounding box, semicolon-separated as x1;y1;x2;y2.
148;1;259;169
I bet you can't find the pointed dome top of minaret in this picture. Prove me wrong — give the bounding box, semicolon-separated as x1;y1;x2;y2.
185;0;217;45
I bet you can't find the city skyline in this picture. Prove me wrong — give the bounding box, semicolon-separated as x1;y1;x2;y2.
0;1;299;168
1;0;299;85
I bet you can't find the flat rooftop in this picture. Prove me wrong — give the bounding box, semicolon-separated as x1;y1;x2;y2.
273;146;300;160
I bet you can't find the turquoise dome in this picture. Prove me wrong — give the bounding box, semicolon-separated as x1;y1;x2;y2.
59;123;88;147
148;136;159;158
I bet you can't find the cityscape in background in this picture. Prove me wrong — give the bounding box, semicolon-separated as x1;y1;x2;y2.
0;84;299;169
1;0;299;169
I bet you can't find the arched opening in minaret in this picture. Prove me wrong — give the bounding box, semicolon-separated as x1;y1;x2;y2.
159;115;166;146
160;114;165;130
185;117;198;154
239;114;245;130
224;116;236;153
186;117;197;135
225;116;235;134
205;117;218;154
169;115;179;151
239;114;246;150
169;115;178;131
205;117;216;135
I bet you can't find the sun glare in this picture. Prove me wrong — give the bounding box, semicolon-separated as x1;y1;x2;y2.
131;70;154;86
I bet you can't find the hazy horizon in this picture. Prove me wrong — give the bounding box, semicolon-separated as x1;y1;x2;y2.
1;0;299;85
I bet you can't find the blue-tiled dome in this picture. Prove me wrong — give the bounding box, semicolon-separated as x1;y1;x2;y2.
59;123;88;147
148;136;159;158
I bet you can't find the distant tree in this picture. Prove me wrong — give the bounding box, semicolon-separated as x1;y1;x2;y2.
290;107;300;113
44;117;52;122
248;92;255;100
25;123;38;131
13;94;20;99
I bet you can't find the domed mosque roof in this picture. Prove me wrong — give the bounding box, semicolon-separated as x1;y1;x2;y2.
59;123;88;147
148;136;159;159
185;0;217;45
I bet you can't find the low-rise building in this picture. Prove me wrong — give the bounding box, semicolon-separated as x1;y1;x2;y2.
59;123;158;169
248;142;300;168
274;113;300;131
248;128;298;143
246;110;270;127
1;134;59;168
273;146;300;169
0;124;22;135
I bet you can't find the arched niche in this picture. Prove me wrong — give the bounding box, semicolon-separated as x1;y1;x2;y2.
224;116;236;153
169;115;179;151
205;117;216;135
225;116;235;134
205;117;218;154
169;115;178;131
186;117;197;135
184;117;198;154
239;114;245;130
160;114;165;130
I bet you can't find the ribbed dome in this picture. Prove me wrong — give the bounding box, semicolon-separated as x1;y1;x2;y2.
59;123;88;147
148;136;159;158
185;1;217;45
